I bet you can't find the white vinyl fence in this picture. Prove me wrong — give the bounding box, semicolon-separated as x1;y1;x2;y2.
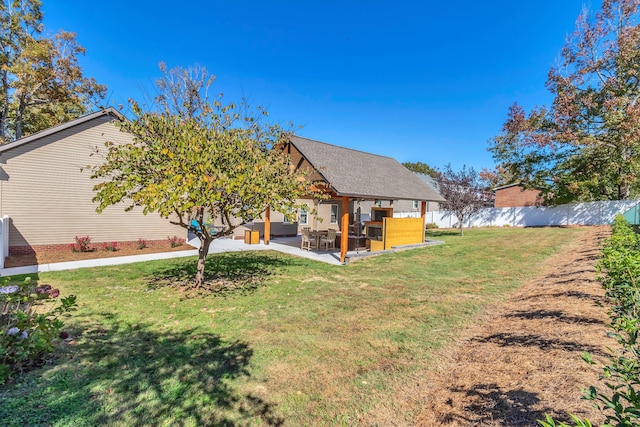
393;211;421;219
425;200;640;229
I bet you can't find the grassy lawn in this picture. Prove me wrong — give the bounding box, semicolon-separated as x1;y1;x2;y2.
0;227;589;426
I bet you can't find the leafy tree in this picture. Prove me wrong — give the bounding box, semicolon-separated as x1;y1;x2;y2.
402;161;438;177
479;166;512;189
92;65;316;288
154;61;213;119
0;0;106;141
490;0;640;204
435;164;487;236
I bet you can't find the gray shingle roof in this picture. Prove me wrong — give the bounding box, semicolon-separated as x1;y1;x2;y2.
290;135;446;202
414;172;440;192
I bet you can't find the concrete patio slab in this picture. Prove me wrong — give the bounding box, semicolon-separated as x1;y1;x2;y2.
0;236;443;277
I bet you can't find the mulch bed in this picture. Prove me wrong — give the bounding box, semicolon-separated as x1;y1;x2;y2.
385;226;615;426
4;242;194;268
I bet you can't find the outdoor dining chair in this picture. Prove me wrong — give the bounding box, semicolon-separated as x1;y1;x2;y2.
301;228;316;251
320;229;337;251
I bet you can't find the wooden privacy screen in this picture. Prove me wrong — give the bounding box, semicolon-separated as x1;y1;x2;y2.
381;217;424;250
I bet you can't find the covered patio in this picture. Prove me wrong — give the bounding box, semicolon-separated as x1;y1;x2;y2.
260;136;446;263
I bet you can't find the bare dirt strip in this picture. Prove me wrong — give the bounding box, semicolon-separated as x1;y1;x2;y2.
390;226;614;426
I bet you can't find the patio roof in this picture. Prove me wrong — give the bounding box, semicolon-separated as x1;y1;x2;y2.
288;135;446;202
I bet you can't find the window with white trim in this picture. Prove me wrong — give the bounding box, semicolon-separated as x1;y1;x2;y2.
299;206;309;225
283;208;294;224
330;204;338;224
413;200;419;210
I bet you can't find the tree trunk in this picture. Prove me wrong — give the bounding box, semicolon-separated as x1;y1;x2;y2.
619;182;630;200
458;215;464;236
0;69;9;141
15;96;26;140
194;236;213;287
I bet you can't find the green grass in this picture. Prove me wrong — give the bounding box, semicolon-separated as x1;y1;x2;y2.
0;227;589;426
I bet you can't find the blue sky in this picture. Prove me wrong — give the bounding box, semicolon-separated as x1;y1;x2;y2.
42;1;591;171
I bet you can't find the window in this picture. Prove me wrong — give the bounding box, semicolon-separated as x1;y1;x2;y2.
330;205;338;224
375;200;382;207
282;208;294;224
413;200;419;210
299;206;309;225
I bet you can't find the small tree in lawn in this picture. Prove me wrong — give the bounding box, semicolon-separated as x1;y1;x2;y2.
436;164;487;236
91;64;315;288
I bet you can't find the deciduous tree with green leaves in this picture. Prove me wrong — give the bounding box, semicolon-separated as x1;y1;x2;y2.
479;166;512;189
0;0;106;141
92;65;316;288
490;0;640;204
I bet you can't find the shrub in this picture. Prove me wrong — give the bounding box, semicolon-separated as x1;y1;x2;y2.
137;238;148;249
71;235;92;252
425;223;438;229
102;241;118;252
0;277;77;384
168;235;185;248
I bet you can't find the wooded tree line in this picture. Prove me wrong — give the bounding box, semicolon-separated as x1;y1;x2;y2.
0;0;105;142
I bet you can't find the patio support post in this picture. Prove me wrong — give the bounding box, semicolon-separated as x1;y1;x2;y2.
340;196;349;263
421;200;427;243
264;206;271;245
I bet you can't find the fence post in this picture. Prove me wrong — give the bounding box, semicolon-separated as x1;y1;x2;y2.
0;217;3;269
0;215;6;269
3;216;7;257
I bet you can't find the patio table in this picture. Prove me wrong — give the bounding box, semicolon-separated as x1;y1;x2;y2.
310;230;328;249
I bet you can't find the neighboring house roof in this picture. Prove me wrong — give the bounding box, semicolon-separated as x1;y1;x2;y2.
289;135;446;202
0;108;123;154
414;172;440;192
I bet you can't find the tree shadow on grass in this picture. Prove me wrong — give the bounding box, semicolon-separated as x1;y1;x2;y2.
145;252;294;297
439;383;572;427
2;312;284;426
475;332;608;358
504;309;605;325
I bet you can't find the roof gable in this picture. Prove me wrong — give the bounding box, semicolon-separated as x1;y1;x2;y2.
289;135;446;202
0;108;123;154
